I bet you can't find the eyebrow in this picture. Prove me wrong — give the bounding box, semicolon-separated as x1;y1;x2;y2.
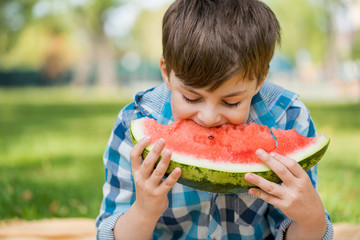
182;85;247;98
222;90;247;98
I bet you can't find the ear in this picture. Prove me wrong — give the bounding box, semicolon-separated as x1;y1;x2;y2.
254;68;270;94
160;57;171;90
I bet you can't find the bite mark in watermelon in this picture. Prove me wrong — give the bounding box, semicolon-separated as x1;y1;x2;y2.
130;117;330;193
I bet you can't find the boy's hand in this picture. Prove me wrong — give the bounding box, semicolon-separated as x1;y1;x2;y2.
130;136;181;221
244;149;326;237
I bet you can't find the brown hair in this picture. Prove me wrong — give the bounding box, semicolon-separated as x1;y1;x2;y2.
162;0;281;90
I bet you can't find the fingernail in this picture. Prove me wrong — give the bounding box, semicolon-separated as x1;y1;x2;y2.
175;167;181;175
270;152;276;157
157;138;165;146
256;149;266;157
249;188;259;197
163;148;171;155
245;173;254;181
143;136;151;141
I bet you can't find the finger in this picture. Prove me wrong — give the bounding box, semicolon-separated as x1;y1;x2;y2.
159;167;181;193
269;152;306;178
256;149;294;183
149;148;172;185
130;136;151;172
248;187;280;206
140;138;165;177
245;172;285;199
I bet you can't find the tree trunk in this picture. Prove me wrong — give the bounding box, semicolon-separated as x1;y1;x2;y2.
94;35;118;87
72;33;118;87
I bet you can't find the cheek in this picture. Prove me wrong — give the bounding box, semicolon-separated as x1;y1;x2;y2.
226;101;252;124
172;104;195;120
170;96;196;120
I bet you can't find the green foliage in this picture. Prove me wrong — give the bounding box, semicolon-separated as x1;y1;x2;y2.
0;0;124;71
0;0;37;52
129;7;167;61
72;0;120;36
266;0;329;63
351;30;360;60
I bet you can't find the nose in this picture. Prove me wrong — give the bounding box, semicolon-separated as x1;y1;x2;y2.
197;106;222;127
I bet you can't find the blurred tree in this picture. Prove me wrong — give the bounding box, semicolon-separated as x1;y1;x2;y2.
322;0;360;80
0;1;84;84
0;0;126;87
70;0;123;87
129;7;166;63
268;0;360;81
266;0;328;64
2;0;358;86
0;0;37;53
352;31;360;60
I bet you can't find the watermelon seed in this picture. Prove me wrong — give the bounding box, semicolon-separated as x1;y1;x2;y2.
208;135;214;139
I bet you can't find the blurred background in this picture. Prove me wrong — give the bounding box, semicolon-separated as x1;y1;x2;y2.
1;0;360;100
0;0;359;226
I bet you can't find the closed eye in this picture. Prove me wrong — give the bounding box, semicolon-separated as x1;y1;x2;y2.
223;101;241;108
183;95;201;103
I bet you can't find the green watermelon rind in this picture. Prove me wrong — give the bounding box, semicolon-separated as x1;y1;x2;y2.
130;119;330;194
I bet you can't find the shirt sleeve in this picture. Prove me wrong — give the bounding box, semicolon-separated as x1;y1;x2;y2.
269;98;334;239
95;103;143;239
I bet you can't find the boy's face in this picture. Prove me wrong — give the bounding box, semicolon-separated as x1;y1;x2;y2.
161;60;264;127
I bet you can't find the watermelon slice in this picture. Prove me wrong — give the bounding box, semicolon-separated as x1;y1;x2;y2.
130;117;330;193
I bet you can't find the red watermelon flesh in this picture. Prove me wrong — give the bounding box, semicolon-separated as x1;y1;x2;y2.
272;128;315;155
131;117;330;193
142;118;314;164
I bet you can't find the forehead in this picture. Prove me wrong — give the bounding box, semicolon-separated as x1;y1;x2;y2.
171;71;257;94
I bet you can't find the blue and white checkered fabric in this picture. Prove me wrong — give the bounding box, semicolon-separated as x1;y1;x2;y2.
96;82;333;240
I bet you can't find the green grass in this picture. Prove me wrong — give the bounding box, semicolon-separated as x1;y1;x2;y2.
307;103;360;223
0;87;359;224
0;87;130;220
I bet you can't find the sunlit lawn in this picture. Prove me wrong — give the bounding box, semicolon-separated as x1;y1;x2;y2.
0;87;359;223
307;103;360;223
0;87;130;220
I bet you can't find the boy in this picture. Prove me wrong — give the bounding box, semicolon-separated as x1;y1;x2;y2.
96;0;333;239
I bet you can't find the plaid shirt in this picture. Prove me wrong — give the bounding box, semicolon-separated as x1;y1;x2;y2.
96;82;333;240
